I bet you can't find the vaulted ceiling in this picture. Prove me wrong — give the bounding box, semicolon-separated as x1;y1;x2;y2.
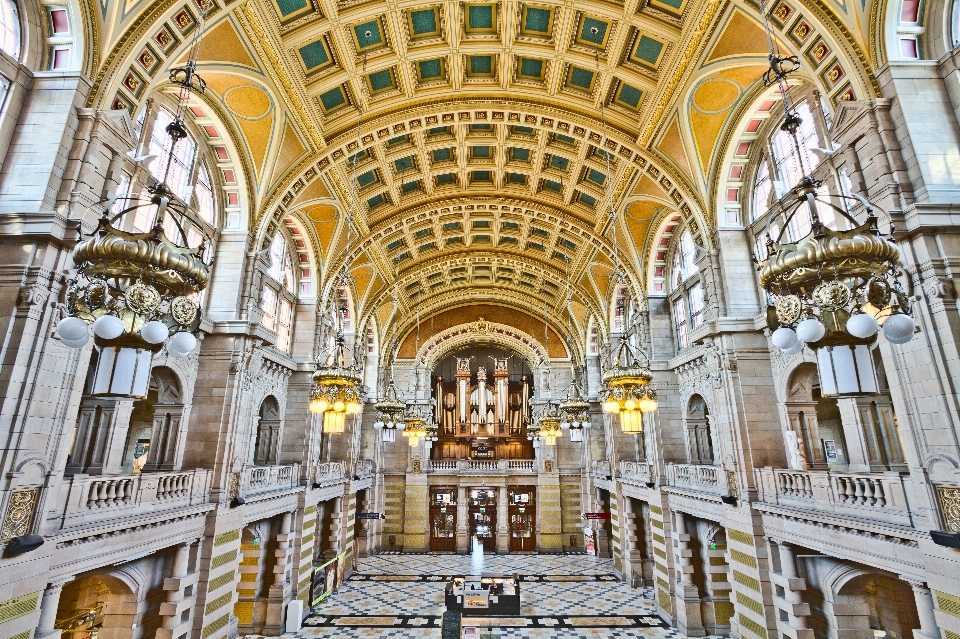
85;0;881;352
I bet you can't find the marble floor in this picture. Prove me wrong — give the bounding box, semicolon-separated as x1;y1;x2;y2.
287;549;688;639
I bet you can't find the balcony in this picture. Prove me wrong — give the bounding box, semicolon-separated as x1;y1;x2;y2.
356;459;375;478
664;463;727;497
754;468;913;527
619;461;653;483
315;461;346;482
243;463;301;498
61;469;212;531
426;459;536;473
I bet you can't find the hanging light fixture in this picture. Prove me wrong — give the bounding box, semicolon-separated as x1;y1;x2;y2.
309;98;364;431
557;257;590;440
373;377;406;433
755;3;915;397
56;10;213;399
531;402;563;446
590;51;658;432
601;337;657;433
559;373;591;442
402;404;429;446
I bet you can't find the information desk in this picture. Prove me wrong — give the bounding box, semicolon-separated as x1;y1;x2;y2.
445;573;521;616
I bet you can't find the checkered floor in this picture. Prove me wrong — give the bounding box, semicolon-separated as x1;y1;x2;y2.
260;553;692;638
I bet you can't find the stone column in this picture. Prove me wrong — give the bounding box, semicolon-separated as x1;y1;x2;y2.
774;541;814;639
456;485;469;553
158;544;193;639
836;397;887;472
497;484;509;554
36;578;73;639
672;511;705;637
266;512;295;634
908;581;941;639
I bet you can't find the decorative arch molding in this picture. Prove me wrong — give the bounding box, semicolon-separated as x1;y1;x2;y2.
408;320;552;371
380;297;574;362
253;207;322;301
637;202;688;296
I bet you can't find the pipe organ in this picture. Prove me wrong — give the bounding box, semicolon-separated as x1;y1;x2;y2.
436;358;530;439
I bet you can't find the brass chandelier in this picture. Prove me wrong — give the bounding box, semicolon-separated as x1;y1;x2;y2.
401;404;430;446
559;372;591;442
529;402;563;446
55;18;211;400
309;330;363;433
601;336;658;434
756;7;915;396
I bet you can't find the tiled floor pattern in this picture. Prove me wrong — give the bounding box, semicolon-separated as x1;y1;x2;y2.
281;554;688;638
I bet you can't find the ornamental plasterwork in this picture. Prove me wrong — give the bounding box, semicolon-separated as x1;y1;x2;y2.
412;321;550;369
936;484;960;533
0;488;39;542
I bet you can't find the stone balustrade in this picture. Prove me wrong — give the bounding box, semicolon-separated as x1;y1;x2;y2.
356;459;375;478
664;463;727;496
315;461;346;482
426;459;537;472
61;469;212;529
591;460;612;478
755;468;913;527
243;463;300;497
619;460;653;482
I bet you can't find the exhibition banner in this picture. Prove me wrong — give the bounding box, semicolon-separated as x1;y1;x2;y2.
310;550;347;606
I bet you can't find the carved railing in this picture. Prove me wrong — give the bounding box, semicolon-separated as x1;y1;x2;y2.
755;468;913;527
426;459;537;472
62;469;212;529
592;460;612;478
664;463;725;495
315;461;345;482
356;459;375;478
243;463;300;497
619;461;653;482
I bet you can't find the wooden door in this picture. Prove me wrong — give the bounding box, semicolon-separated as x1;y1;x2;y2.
430;506;456;551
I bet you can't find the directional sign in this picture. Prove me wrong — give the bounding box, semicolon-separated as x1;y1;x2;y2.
583;512;611;520
356;512;385;520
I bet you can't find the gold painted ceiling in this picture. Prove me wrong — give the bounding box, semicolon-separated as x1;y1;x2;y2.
85;0;883;354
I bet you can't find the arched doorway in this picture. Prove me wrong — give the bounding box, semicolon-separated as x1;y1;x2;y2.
55;574;139;638
685;394;714;464
254;396;281;465
126;366;184;473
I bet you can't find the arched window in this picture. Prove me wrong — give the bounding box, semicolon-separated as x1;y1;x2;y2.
671;229;698;290
262;232;297;353
752;157;772;221
770;101;820;190
669;228;704;351
195;164;216;225
147;109;197;201
0;0;20;60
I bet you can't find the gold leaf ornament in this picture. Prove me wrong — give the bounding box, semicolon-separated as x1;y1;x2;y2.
775;295;802;325
125;282;162;315
812;280;851;312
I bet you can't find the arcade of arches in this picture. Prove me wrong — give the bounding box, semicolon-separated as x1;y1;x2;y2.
0;0;959;638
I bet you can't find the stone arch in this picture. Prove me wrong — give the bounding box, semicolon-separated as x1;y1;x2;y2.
833;571;922;639
685;393;715;465
56;572;140;638
412;321;550;372
253;395;282;465
133;365;189;473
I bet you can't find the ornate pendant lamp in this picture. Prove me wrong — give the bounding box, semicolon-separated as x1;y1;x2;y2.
310;115;364;431
373;377;406;433
755;6;915;397
402;404;428;447
559;376;591;442
601;337;657;433
532;402;563;446
309;331;363;433
55;16;212;400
